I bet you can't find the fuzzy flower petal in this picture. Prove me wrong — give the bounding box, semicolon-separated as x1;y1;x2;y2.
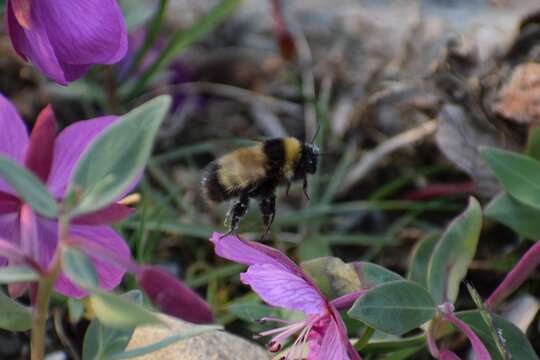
46;116;118;198
0;94;28;194
241;263;326;314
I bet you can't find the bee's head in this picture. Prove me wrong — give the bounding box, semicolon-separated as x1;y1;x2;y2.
303;143;320;174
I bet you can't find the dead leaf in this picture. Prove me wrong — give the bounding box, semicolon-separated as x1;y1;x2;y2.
436;104;521;197
493;62;540;124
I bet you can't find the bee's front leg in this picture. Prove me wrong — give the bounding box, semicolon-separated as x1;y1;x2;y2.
259;193;276;240
222;195;250;238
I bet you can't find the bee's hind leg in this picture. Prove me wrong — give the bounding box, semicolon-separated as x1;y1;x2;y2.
222;194;250;238
259;193;276;240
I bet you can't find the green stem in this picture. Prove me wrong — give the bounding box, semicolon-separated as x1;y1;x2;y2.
30;217;69;360
354;326;375;351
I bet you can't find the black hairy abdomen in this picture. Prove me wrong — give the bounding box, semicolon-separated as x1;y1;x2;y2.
202;162;232;202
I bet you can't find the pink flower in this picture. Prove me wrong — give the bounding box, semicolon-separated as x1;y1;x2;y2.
0;94;132;298
210;233;361;360
5;0;127;85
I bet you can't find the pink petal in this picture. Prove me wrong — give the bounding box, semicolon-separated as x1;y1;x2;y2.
63;224;130;298
211;233;300;274
10;0;31;28
314;317;351;360
0;192;20;214
0;213;21;266
36;219;130;298
5;0;28;60
240;263;326;314
17;7;68;85
440;350;461;360
0;236;24;265
19;204;39;261
47;116;118;198
73;203;134;225
138;266;214;324
24;105;57;182
0;94;29;194
330;306;362;360
36;0;127;65
444;313;491;360
58;62;92;83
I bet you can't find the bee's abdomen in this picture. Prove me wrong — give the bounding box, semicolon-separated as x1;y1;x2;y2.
202;162;231;202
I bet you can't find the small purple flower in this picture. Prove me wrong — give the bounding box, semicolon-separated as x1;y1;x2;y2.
210;233;361;360
5;0;127;85
0;94;133;298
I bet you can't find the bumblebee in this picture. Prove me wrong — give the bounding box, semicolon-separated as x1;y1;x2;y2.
202;137;319;238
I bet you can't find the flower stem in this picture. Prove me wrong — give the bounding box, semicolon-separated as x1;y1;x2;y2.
30;217;68;360
354;326;375;351
486;240;540;308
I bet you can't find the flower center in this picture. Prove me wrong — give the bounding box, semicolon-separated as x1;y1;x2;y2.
256;313;327;359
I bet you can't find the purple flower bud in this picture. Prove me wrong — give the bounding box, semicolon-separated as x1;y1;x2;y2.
137;266;214;324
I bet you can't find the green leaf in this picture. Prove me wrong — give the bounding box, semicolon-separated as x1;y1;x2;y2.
62;247;99;289
301;257;361;299
0;156;58;217
485;193;540;240
0;266;39;284
82;290;144;360
480;147;540;209
348;280;436;336
0;289;32;331
90;289;161;328
66;96;171;217
408;232;439;287
83;318;135;360
350;261;403;289
456;310;538;360
428;197;482;304
109;325;222;359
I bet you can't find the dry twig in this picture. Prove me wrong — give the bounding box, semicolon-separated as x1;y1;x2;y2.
339;120;437;196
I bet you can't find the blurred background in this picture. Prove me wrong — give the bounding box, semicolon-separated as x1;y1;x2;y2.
1;0;540;358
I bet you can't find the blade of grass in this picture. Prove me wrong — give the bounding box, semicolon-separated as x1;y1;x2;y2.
127;0;242;99
320;142;357;204
186;263;245;287
126;0;169;76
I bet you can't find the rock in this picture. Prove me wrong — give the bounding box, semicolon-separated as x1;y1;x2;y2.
126;315;270;360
